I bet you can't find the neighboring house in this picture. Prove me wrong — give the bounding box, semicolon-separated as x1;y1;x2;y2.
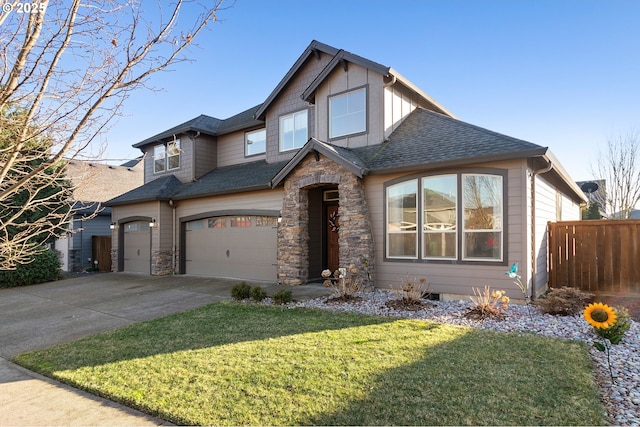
106;40;587;300
55;159;143;272
577;179;607;218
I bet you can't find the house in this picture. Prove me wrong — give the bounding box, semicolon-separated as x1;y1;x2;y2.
106;40;587;300
55;159;143;272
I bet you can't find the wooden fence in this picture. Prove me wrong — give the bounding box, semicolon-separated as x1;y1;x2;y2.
91;235;112;272
548;219;640;295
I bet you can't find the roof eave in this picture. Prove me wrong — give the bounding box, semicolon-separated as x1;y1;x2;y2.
172;183;273;201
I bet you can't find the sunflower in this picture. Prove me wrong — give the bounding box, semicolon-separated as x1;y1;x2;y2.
584;302;618;329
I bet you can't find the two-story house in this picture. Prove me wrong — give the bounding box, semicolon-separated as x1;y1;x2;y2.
106;40;587;300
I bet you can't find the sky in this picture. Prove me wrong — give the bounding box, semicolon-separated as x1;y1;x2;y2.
99;0;640;182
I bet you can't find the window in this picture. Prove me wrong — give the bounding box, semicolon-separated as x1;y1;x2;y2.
167;140;180;170
280;110;308;151
230;216;251;227
153;140;181;173
386;180;418;258
256;216;277;227
462;174;503;261
186;219;205;230
386;172;505;262
208;218;226;229
423;175;457;259
153;145;166;173
329;87;366;139
245;129;266;156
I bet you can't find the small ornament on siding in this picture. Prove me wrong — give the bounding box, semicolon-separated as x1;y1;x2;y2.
329;209;339;233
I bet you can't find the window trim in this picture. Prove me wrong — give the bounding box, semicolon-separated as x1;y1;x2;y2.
245;128;266;157
153;139;181;173
384;169;508;265
328;85;368;140
279;109;308;152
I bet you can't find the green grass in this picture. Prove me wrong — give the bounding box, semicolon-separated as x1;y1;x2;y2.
14;303;606;426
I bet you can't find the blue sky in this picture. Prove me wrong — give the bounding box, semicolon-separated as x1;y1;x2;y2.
101;0;640;182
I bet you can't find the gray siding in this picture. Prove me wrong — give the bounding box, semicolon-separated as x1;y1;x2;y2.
142;136;194;184
194;134;218;179
71;214;111;271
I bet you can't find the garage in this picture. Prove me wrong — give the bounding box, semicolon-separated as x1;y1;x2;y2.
123;221;150;274
184;215;277;281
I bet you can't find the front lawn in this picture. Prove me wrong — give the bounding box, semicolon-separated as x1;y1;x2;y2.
14;303;606;426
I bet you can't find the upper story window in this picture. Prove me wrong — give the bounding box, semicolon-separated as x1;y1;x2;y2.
280;110;308;152
386;171;505;262
153;139;181;173
329;87;366;139
245;128;266;156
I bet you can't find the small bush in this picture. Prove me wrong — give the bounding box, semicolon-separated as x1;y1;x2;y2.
464;286;509;321
231;282;252;300
0;248;62;288
534;287;595;316
272;289;292;305
250;286;267;302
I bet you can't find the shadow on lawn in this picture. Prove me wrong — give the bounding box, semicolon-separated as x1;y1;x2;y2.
301;331;607;427
13;302;396;371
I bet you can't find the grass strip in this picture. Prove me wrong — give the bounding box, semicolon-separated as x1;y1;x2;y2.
14;302;606;426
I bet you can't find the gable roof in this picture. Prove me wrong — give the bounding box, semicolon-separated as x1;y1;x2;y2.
254;40;339;120
271;138;368;187
133;115;223;148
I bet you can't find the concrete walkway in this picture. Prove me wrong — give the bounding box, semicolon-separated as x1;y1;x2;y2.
0;273;330;426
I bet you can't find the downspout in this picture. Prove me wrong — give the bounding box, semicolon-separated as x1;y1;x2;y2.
169;199;177;274
530;159;553;299
383;73;396;87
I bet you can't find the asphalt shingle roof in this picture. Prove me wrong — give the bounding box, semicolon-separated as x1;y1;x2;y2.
173;160;287;200
105;175;183;206
353;108;547;173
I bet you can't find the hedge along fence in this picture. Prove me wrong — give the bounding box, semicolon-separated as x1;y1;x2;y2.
548;219;640;295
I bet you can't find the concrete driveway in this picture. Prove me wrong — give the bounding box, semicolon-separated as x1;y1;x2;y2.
0;273;330;425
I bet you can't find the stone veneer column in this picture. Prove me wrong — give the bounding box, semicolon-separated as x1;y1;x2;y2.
151;250;173;276
277;153;375;285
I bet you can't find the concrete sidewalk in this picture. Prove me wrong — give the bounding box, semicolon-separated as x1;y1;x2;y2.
0;273;330;426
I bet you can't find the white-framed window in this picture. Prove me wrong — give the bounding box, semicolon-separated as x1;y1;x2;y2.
329;87;366;139
462;174;503;261
245;129;266;157
153;139;181;173
167;140;180;170
423;175;457;259
386;179;418;258
279;110;308;151
386;172;505;262
153;144;166;173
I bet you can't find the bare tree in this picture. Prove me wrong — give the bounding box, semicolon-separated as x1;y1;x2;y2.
0;0;228;269
591;130;640;219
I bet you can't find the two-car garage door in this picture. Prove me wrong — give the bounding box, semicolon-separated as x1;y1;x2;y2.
184;215;277;281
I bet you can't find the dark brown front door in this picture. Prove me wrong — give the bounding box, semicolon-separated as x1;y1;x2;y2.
326;204;339;272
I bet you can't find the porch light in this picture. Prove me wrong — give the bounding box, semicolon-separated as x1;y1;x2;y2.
110;222;117;230
149;218;156;228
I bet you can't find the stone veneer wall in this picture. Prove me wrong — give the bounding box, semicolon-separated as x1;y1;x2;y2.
278;153;375;285
110;249;117;272
151;250;173;275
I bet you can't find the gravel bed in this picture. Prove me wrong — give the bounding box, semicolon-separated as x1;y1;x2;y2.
289;290;640;426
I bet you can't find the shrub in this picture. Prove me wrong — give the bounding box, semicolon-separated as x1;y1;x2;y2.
325;265;364;301
231;282;252;300
250;286;267;302
534;286;595;316
272;289;292;305
0;248;62;288
464;285;509;321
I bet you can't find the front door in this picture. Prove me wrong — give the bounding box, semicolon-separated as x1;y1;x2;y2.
326;204;339;272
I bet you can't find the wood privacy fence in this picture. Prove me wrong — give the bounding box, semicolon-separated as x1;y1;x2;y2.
548;220;640;295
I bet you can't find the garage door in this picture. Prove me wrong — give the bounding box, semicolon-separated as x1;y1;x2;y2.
185;215;277;281
123;221;150;274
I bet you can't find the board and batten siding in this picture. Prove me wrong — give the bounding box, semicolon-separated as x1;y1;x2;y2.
364;159;531;300
313;63;385;148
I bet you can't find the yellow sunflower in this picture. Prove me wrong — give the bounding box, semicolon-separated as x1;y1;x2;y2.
584;302;618;329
